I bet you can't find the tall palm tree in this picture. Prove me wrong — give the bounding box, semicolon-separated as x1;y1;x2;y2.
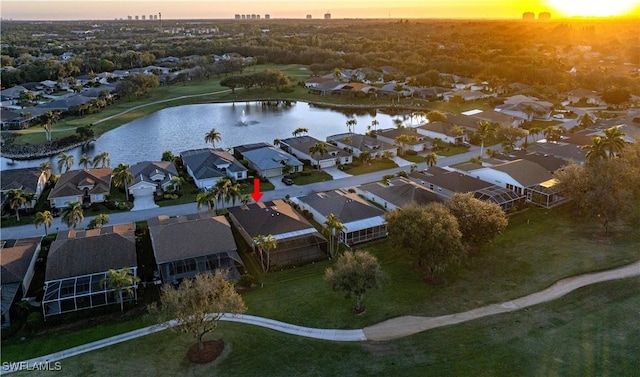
101;268;140;313
394;134;417;155
112;163;134;201
253;234;277;272
61;201;84;229
41;110;59;142
601;126;626;158
360;151;371;166
34;210;53;236
39;162;51;176
323;213;345;259
273;139;281;147
57;152;75;174
371;119;379;132
543;126;562;143
204;128;222;148
477;120;496;158
196;189;217;211
523;104;535;121
292;127;308;137
169;175;184;193
92;151;111;168
309;142;329;170
79;153;92;169
582;136;608;164
214;178;240;207
87;214;110;229
425;152;438;167
346;118;357;134
528;126;542;143
7;189;27;221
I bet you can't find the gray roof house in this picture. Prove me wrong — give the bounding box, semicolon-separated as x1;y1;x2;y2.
48;168;112;208
376;128;430;153
1;237;42;328
43;224;138;318
326;133;398;158
1;167;49;211
228;200;327;270
147;213;243;283
280;136;352;169
241;146;304;178
127;161;180;211
180;149;248;190
356;177;443;211
293;190;387;246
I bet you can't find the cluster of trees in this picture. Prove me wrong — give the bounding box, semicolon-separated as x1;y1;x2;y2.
115;73;159;100
386;194;508;279
220;69;290;93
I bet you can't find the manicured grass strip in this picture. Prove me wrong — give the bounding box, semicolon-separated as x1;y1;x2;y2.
344;159;398;175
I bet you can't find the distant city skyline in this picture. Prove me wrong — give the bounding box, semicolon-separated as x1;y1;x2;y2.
2;0;639;21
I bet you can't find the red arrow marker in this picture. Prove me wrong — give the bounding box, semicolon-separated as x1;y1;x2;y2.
250;178;263;202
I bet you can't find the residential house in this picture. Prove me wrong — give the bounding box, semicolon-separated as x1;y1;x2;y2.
240;146;303;178
42;224;138;318
456;159;565;208
48;168;112;208
444;89;493;102
495;150;569;173
326;133;397;158
330;82;377;97
409;166;525;211
0;85;27;106
180;149;248;190
294;190;387;246
127;161;180;206
356;177;443;211
527;142;587;165
417;121;467;144
308;80;341;96
35;94;94;113
227;200;327;270
411;86;448;101
147;213;244;283
564;88;604;106
495;95;553;120
1;167;48;213
1;237;42;328
376;128;429;153
280;136;352;169
304;75;337;88
473;110;524;127
232;142;272;159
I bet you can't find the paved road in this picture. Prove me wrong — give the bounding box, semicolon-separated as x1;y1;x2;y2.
3;259;638;374
0;146;488;240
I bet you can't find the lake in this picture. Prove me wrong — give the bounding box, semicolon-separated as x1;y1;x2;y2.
1;102;412;173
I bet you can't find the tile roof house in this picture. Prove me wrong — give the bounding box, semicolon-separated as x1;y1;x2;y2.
356;177;443;211
1;237;42;328
293;190;387;246
227;200;327;270
409;166;525;211
240;146;303;178
180;149;248;190
527;142;587;165
147;213;243;283
48;168;112;208
326;133;398;158
280;136;352;169
42;223;138;318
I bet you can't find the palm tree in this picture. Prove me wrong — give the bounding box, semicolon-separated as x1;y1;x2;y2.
543;126;562;143
7;189;27;221
41;110;59;142
601;126;626;158
582;136;608;164
214;178;240;207
359;151;371;166
477;120;496;159
292;127;308;137
57;152;75;173
309;142;329;170
346;118;357;134
523;104;535;121
371;119;379;132
79;153;92;169
204;128;222;148
101;268;140;313
196;189;217;211
528;126;542;143
34;210;53;236
425;152;438;167
394;134;417;155
87;214;110;229
92;151;110;168
112;163;134;201
323;213;345;259
169;175;185;193
61;201;84;228
273;138;281;147
253;234;277;272
240;194;251;206
161;150;175;162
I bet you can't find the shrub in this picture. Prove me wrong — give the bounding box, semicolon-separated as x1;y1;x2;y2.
236;274;256;289
26;312;43;332
404;150;418;156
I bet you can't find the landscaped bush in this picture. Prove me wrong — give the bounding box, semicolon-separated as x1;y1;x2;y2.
236;274;257;289
26;312;43;332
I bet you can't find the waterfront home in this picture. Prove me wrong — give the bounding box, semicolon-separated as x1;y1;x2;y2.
180;149;248;190
48;168;112;208
1;167;49;214
239;146;303;178
326;133;397;158
280;136;352;169
1;237;42;328
127;161;180;205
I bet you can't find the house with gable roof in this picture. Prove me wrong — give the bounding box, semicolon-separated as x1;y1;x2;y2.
326;132;397;158
356;177;443;211
127;161;179;198
280;136;352;169
293;190;387;246
240;146;303;178
48;168;112;208
180;148;248;190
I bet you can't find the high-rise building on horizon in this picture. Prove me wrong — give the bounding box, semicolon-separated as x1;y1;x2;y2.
306;14;312;19
264;14;270;19
522;12;534;20
539;12;551;20
324;11;331;19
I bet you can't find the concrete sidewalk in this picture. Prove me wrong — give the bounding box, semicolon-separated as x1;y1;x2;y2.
2;260;638;374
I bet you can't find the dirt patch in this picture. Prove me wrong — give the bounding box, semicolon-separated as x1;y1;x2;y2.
352;307;367;315
187;340;225;364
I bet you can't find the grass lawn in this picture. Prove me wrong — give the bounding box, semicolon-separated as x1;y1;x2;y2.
343;158;398;175
2;204;639;365
291;169;333;185
399;154;424;164
436;146;470;157
11;276;639;377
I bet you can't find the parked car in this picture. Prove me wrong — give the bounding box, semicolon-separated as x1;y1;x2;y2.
282;177;294;186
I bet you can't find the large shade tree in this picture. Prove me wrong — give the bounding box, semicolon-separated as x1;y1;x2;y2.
152;271;247;358
446;193;508;251
324;250;388;313
385;203;465;279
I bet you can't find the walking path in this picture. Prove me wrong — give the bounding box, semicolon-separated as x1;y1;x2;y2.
3;260;638;374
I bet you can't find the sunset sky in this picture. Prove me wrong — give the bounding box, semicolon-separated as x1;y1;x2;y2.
1;0;639;20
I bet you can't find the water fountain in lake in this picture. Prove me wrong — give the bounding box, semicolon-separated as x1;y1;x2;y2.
237;109;259;126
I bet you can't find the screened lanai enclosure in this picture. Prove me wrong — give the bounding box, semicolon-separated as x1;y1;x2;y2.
42;267;138;319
